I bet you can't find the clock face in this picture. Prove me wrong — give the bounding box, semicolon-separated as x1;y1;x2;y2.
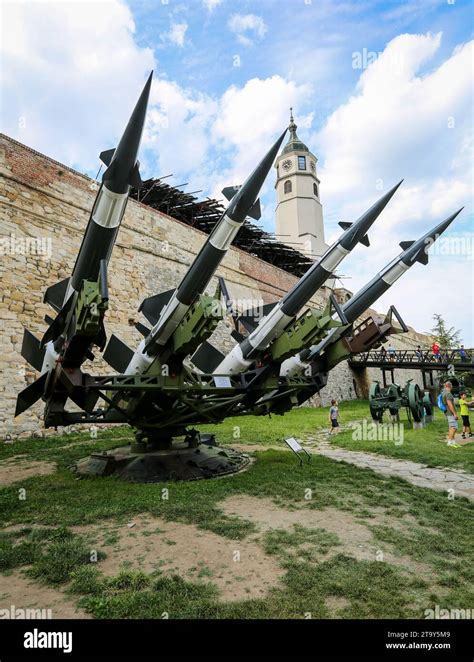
281;159;292;172
310;161;316;172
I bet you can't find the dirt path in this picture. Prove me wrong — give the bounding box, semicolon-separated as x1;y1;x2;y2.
0;456;56;487
0;571;90;619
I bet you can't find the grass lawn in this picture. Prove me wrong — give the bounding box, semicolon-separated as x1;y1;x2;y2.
326;404;474;474
196;399;368;446
1;403;473;619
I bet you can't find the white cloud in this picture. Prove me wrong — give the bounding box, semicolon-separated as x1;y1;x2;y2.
144;80;217;177
0;0;308;205
213;76;312;187
203;0;223;12
317;33;473;223
145;75;312;205
228;13;268;47
162;22;188;48
316;32;473;342
1;0;154;172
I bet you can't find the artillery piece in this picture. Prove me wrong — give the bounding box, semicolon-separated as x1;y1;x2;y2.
14;74;463;482
368;380;433;424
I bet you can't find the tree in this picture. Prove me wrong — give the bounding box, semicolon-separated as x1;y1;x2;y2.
430;314;462;349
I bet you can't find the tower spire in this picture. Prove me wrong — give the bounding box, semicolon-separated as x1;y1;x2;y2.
289;107;297;138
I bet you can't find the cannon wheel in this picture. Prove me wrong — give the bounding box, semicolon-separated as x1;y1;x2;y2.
423;392;433;416
369;383;383;422
407;383;424;423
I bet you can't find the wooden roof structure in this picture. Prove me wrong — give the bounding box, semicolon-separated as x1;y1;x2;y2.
130;178;315;278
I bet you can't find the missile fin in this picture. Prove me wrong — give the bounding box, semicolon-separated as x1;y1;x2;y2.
21;329;45;372
103;334;134;373
43;277;70;312
40;294;75;347
399;240;415;251
15;372;48;417
129;162;142;189
95;322;107;352
99;148;115;166
359;234;370;247
414;250;429;266
135;322;151;337
222;185;241;201
338;221;352;231
191;341;225;373
247;198;261;221
139;289;175;326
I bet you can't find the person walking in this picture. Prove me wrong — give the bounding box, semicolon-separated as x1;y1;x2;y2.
459;391;473;439
441;381;460;447
329;399;340;434
415;345;423;361
387;344;396;362
459;345;467;361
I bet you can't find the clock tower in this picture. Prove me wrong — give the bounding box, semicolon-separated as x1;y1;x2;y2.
275;110;326;259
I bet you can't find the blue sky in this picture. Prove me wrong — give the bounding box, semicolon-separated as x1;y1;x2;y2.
1;0;473;342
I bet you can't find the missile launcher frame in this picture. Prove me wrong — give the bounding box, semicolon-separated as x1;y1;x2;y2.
14;76;463;482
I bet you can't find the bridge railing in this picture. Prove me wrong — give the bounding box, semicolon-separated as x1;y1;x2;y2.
349;348;473;365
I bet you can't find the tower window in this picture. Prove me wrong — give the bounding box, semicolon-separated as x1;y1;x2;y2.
284;180;292;194
313;183;319;197
298;156;306;170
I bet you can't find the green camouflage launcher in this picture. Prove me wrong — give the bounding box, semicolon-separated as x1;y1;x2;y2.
15;77;463;481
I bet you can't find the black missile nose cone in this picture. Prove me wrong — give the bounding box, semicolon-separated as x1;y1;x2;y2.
371;179;404;213
423;207;464;243
340;179;403;250
102;71;153;194
228;128;287;223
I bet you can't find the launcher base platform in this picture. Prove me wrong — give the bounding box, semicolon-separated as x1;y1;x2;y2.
72;437;250;483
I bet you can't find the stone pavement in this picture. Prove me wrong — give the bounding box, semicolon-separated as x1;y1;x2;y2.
301;431;474;502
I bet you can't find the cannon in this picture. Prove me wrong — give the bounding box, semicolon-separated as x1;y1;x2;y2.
368;380;431;424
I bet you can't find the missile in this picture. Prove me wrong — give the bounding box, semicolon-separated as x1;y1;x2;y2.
280;208;463;378
65;72;153;300
15;73;153;416
122;128;287;375
211;181;402;375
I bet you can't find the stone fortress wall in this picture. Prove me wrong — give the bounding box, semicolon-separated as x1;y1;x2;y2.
0;135;435;438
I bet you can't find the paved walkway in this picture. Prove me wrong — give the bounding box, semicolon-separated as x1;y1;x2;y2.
301;431;474;502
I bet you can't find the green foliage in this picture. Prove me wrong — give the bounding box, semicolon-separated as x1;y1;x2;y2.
263;525;340;561
0;537;39;571
430;313;462;348
27;534;105;586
